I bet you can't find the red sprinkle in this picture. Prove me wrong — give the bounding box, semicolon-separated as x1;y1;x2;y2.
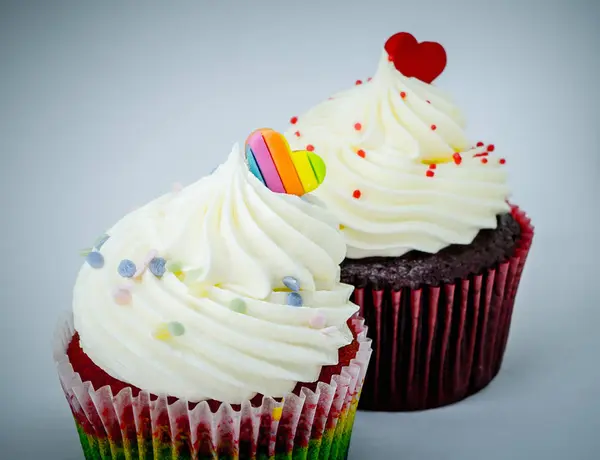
388;55;393;62
431;124;437;131
400;91;407;99
355;80;363;85
294;131;301;137
290;116;298;125
487;144;495;152
426;100;431;104
306;144;315;152
426;170;435;178
453;152;462;165
429;163;436;170
352;189;362;199
367;77;372;82
354;123;362;131
357;149;366;158
473;152;489;158
499;158;506;164
481;158;488;164
476;141;484;147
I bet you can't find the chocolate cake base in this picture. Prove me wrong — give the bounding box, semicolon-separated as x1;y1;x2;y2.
342;207;534;411
341;212;522;290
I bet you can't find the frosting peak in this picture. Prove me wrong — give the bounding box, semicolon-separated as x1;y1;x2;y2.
73;144;358;403
286;50;511;258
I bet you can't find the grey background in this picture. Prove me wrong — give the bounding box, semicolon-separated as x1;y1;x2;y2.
1;0;599;458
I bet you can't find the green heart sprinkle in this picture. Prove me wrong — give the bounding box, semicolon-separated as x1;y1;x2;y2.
230;298;247;314
167;321;185;336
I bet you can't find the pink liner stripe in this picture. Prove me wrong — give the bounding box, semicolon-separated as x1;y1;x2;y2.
246;132;286;193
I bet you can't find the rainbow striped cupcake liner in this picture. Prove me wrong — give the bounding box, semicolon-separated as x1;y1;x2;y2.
54;314;372;460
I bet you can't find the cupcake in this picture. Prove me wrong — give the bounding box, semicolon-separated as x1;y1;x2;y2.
54;131;372;459
285;32;534;411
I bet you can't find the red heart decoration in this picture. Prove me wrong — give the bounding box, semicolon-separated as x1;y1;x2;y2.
384;32;447;84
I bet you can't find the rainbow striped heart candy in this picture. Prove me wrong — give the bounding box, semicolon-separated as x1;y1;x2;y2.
245;128;326;196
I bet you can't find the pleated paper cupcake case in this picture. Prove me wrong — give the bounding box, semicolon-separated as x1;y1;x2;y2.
54;314;373;460
355;204;534;411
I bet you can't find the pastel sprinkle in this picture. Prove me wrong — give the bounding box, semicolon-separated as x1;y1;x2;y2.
168;321;185;336
79;247;93;257
272;406;283;421
117;259;137;278
287;292;303;307
230;298;247;313
153;324;171;341
86;251;104;269
94;234;110;250
309;312;326;329
112;286;132;305
189;283;209;298
149;257;167;277
282;276;300;292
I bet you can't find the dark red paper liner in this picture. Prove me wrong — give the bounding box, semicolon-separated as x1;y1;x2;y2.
353;205;534;411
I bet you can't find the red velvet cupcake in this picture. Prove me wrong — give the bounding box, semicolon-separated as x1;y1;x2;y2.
286;33;534;411
54;138;372;458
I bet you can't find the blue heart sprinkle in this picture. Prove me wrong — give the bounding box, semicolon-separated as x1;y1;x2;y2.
283;276;300;292
86;251;104;269
118;259;137;278
287;292;303;307
149;257;167;277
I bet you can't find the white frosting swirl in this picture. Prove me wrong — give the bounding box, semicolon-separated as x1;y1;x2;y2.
286;52;511;259
73;145;358;404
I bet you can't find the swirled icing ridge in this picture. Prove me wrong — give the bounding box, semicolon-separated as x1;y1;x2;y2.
73;145;358;403
286;51;510;258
